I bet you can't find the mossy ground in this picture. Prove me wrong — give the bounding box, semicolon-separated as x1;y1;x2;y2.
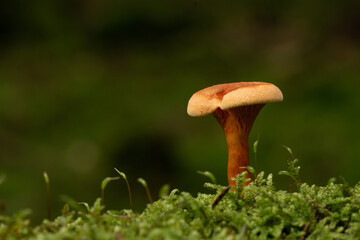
2;168;360;240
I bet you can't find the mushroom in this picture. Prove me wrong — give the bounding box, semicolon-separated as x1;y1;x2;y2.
187;82;283;186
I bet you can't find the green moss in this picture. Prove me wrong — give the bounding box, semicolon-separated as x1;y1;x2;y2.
2;168;360;239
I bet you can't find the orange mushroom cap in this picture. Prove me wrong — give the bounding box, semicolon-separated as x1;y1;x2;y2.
187;82;283;117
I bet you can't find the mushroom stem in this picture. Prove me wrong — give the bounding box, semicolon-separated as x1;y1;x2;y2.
213;104;264;186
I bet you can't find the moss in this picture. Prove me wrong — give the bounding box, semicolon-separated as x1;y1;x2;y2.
2;168;360;239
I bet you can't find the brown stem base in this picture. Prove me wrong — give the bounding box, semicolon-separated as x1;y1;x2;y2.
213;104;264;186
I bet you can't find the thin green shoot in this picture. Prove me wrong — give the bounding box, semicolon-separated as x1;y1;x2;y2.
170;188;179;196
279;145;302;191
114;168;133;211
253;137;259;178
138;178;153;203
282;144;294;159
43;172;51;219
197;170;217;184
101;177;120;207
78;202;90;213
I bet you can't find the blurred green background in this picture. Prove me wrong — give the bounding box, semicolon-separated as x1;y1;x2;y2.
1;0;360;222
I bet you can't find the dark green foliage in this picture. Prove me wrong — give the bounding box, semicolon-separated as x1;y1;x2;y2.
2;171;360;239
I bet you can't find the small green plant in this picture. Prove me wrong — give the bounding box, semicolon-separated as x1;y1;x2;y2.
114;168;133;211
100;176;120;207
43;172;51;219
253;137;259;178
278;145;302;191
138;178;153;203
